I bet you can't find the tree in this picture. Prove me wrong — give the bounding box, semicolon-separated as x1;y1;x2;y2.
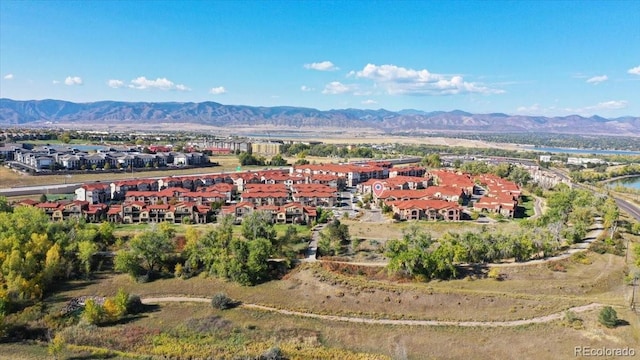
238;152;265;166
127;229;174;277
96;221;115;245
269;154;288;166
82;299;104;325
211;292;233;310
40;194;48;203
598;306;618;328
58;132;72;144
114;250;142;278
77;240;98;277
422;153;442;168
241;210;276;242
274;225;300;258
507;166;531;186
0;197;12;213
317;219;350;256
602;198;619;239
48;333;66;359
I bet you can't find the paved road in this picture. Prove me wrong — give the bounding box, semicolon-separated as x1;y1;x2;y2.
0;183;82;197
303;224;326;262
615;197;640;222
140;296;603;328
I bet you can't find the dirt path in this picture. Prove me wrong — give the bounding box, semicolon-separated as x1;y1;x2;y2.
141;296;602;327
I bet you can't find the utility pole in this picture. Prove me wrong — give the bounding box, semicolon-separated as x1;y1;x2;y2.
631;276;637;312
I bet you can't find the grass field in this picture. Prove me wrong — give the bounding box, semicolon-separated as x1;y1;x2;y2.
4;223;639;359
344;219;522;243
1;155;264;189
28;243;637;359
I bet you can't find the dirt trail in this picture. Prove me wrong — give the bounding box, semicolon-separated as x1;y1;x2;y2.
141;297;602;327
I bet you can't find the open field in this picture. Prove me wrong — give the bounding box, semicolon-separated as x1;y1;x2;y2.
0;153;360;191
0;165;238;189
28;245;637;359
344;219;522;243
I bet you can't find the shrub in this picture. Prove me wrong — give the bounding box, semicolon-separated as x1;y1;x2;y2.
487;268;502;280
564;310;583;329
260;346;285;360
184;315;231;333
48;332;66;359
211;293;233;310
82;299;104;325
598;306;618;328
174;263;184;278
126;295;144;314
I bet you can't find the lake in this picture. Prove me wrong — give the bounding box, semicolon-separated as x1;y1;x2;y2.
607;176;640;190
526;146;640;156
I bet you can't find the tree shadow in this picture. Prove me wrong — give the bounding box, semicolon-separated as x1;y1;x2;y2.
67;353;118;360
615;319;630;327
457;264;490;279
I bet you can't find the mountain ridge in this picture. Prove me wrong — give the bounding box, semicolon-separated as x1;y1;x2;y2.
1;98;638;136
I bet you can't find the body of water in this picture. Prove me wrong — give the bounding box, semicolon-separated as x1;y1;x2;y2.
527;146;640;156
607;176;640;190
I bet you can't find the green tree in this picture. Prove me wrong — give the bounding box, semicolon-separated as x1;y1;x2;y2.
0;197;12;213
77;240;97;277
114;228;174;280
598;306;618;328
58;132;72;144
422;154;442;168
241;210;276;242
48;333;66;359
269;154;288;166
82;299;104;325
318;219;350;256
114;250;142;278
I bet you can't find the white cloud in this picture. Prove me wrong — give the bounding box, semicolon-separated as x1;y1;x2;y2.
518;100;628;116
587;100;628;110
209;86;227;95
516;104;541;113
586;75;608;84
107;79;125;88
353;64;503;95
300;85;314;92
304;61;338;71
130;76;171;90
64;76;83;86
628;65;640;75
322;81;356;95
3;73;14;80
361;99;377;105
52;80;60;85
126;76;190;91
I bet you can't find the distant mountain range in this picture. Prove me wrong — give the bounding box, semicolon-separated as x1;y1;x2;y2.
1;98;639;136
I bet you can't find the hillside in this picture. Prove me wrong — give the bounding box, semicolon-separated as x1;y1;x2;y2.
1;98;639;135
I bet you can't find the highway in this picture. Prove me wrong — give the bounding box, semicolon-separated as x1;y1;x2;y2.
547;167;640;222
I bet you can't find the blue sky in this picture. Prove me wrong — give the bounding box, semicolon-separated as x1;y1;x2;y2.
1;0;639;117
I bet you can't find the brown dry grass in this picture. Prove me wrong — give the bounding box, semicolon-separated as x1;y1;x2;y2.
54;250;626;324
0;155;276;189
41;296;639;360
39;244;639;360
